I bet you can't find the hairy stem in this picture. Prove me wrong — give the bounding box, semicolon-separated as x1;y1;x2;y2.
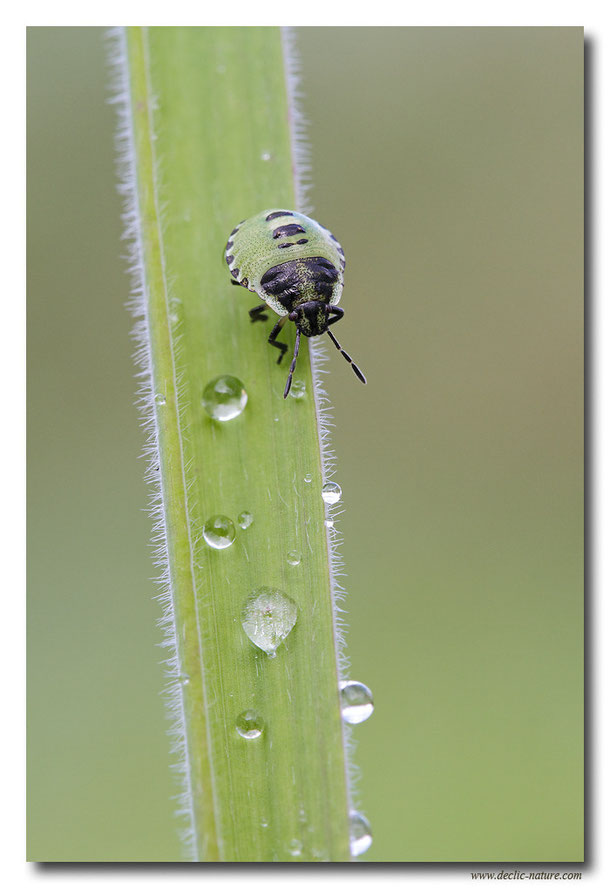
112;25;352;862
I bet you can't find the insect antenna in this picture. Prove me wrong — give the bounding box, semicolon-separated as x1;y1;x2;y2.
326;329;367;384
284;329;302;398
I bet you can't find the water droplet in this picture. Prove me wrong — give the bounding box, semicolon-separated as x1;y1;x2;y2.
339;680;374;724
261;151;272;161
178;673;190;686
287;551;301;566
241;587;298;656
202;515;236;549
288;838;303;857
349;811;373;857
202;375;247;421
155;393;166;405
235;709;264;739
237;511;253;530
261;818;269;828
304;473;312;483
289;380;306;400
322;481;342;504
324;518;334;529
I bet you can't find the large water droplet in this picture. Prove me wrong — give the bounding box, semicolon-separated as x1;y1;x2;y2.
235;709;264;739
155;392;166;405
289;380;306;400
287;551;301;566
237;511;253;529
202;515;236;549
304;473;313;483
339;680;374;724
202;375;247;421
241;587;298;656
322;481;342;504
349;811;373;857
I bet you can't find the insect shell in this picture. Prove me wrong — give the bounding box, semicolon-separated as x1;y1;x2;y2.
225;209;366;398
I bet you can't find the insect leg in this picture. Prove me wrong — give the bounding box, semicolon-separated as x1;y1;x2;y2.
284;329;302;399
327;329;367;384
268;316;289;364
249;304;269;323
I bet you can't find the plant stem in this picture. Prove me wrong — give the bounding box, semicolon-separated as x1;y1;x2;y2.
113;25;352;862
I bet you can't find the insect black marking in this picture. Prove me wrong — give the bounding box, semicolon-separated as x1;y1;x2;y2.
226;254;234;266
230;227;239;236
260;257;339;308
226;240;233;250
231;268;240;278
266;211;294;221
278;242;294;249
297;239;308;245
272;223;306;239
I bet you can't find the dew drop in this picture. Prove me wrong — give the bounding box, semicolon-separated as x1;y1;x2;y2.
322;481;342;504
241;587;298;656
178;673;190;686
155;392;166;405
349;811;373;857
235;709;264;739
287;551;301;566
289;380;306;400
202;515;236;549
202;375;247;421
237;511;253;530
288;838;303;857
304;473;313;483
261;151;272;161
339;680;374;725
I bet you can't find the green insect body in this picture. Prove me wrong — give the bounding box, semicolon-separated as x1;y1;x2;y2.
225;209;366;398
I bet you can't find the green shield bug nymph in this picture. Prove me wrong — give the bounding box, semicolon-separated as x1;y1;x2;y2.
225;209;367;398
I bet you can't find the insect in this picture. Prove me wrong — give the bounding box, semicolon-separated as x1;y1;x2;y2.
225;209;366;398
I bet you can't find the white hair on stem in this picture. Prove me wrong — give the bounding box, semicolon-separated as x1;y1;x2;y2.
281;27;361;836
106;27;196;859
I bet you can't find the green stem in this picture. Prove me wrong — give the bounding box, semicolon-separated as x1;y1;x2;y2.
114;25;352;862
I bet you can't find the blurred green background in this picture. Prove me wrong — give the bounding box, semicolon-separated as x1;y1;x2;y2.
27;27;583;862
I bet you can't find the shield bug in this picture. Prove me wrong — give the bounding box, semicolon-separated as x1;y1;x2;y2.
225;209;366;398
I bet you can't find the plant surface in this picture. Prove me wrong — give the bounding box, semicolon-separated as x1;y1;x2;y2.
112;25;355;862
